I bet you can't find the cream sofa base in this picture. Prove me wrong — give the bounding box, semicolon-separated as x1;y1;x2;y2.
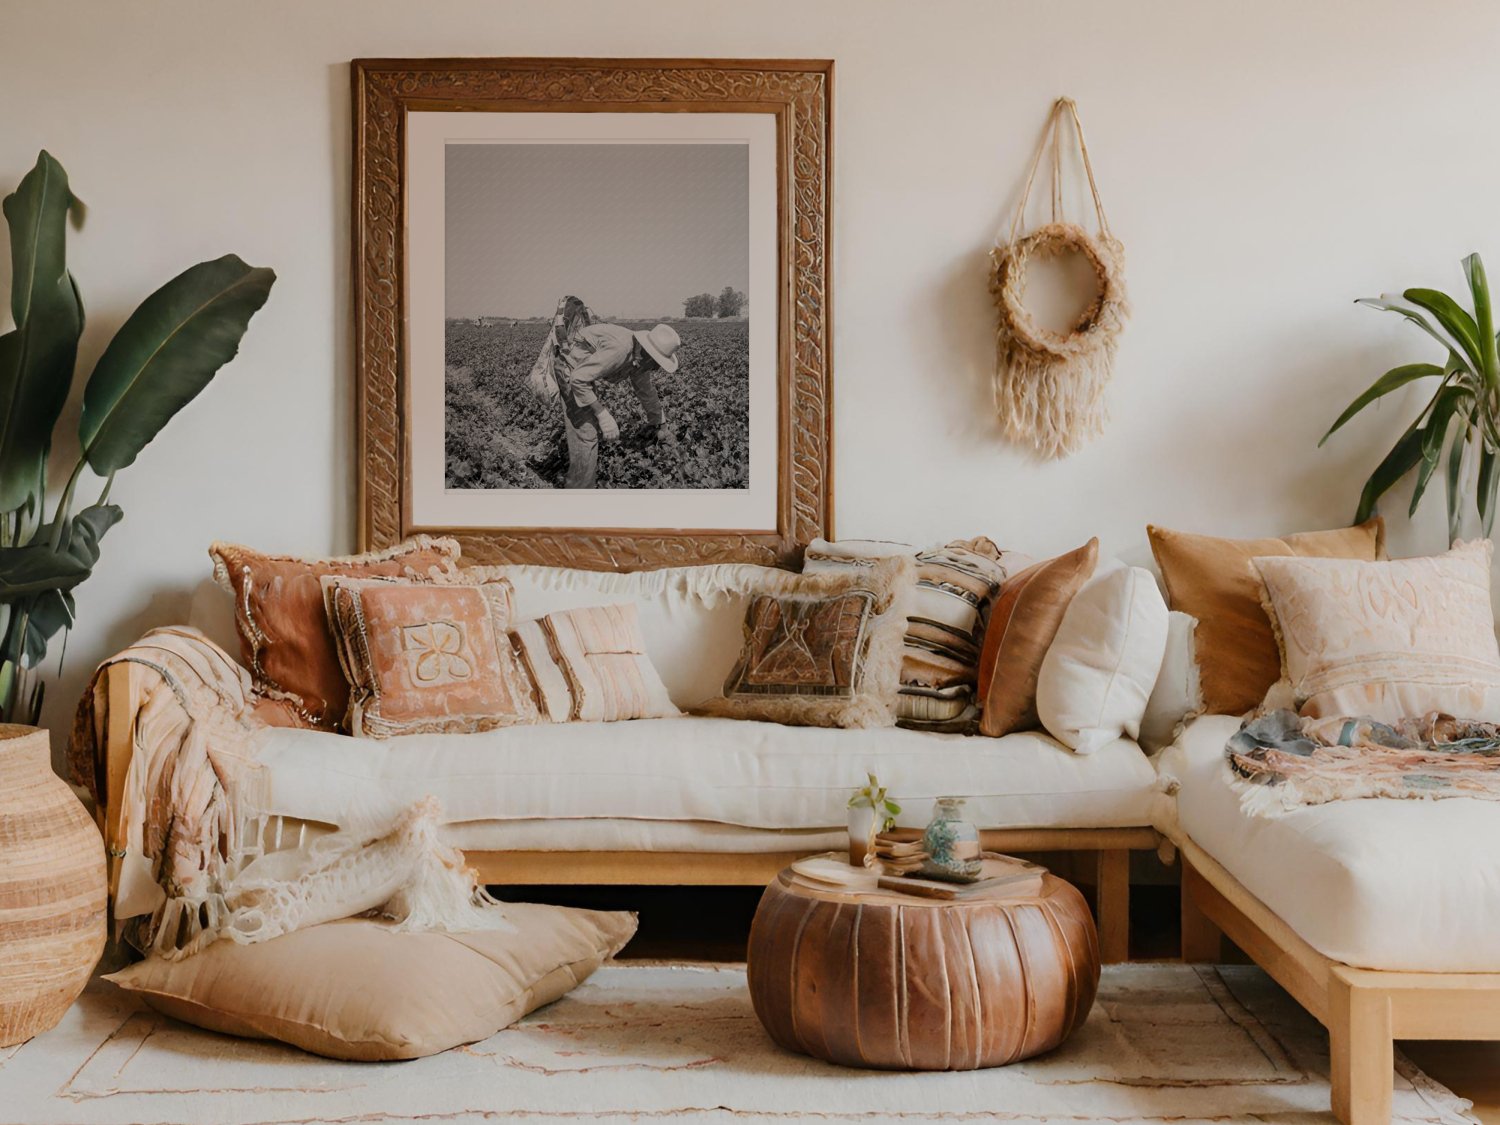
1178;834;1500;1125
101;662;1155;964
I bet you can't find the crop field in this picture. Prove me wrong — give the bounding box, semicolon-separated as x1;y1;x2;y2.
445;318;750;490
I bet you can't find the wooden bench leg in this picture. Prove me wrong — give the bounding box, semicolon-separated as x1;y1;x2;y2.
1094;848;1129;964
1329;968;1393;1125
1179;858;1224;963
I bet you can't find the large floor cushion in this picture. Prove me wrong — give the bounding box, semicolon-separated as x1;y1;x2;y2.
1159;715;1500;972
249;717;1159;834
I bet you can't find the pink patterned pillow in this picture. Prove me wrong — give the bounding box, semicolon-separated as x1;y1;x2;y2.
510;604;679;723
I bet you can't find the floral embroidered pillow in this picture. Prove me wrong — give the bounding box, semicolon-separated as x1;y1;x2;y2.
322;575;539;738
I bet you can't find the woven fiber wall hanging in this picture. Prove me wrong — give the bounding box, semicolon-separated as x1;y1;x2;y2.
990;97;1129;460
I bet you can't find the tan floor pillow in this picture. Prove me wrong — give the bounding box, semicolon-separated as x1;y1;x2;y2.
105;903;636;1060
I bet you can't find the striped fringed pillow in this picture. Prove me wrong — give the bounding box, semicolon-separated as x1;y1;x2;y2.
803;538;1027;732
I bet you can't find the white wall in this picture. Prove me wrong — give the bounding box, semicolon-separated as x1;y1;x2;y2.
3;0;1497;745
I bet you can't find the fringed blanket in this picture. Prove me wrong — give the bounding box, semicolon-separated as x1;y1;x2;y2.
69;627;509;960
1227;708;1500;816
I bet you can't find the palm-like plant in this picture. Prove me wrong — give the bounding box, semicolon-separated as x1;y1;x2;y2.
0;151;274;724
1323;253;1500;545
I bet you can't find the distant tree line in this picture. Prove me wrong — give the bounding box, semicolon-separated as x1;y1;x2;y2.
683;286;747;318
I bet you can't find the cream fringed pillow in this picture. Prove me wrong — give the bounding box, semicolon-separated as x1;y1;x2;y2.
323;574;539;738
1254;540;1500;722
699;555;915;729
105;905;637;1061
510;603;679;723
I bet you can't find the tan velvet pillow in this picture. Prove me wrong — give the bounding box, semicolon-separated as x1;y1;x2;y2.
105;904;637;1061
323;574;540;738
210;537;461;729
1147;519;1385;716
1255;540;1500;722
700;555;916;729
976;539;1099;737
509;603;679;723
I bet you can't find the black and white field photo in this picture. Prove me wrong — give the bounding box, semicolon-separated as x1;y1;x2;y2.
444;142;750;490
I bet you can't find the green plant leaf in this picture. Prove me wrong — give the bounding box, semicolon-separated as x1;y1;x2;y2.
0;151;84;512
1446;414;1470;544
0;542;91;598
1357;295;1473;366
1410;387;1469;517
1320;363;1443;445
79;254;275;474
1355;421;1425;523
1404;287;1484;372
1481;447;1500;536
1462;253;1499;390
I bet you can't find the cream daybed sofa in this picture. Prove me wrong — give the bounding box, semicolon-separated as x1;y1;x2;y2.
96;562;1162;963
1160;714;1500;1125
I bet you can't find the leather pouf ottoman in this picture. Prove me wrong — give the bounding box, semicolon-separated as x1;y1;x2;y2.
747;866;1099;1070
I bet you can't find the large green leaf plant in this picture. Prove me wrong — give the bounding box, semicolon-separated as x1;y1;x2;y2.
1324;253;1500;544
0;151;274;724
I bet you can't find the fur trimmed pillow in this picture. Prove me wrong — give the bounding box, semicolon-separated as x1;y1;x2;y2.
210;537;461;730
699;555;916;729
322;574;540;738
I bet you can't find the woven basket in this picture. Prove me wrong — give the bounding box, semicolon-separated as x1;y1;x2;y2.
0;724;106;1046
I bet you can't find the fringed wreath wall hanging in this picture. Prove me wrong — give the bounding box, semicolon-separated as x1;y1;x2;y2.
991;97;1129;460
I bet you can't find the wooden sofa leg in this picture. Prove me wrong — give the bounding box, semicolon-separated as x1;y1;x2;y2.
1328;968;1393;1125
1094;848;1129;964
1179;858;1224;963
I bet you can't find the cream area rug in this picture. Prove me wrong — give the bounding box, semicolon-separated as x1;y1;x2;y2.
0;963;1475;1124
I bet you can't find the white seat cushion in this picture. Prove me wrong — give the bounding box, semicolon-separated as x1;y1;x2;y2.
1158;714;1500;972
249;717;1157;834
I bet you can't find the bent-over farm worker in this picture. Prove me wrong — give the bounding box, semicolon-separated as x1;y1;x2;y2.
556;321;682;489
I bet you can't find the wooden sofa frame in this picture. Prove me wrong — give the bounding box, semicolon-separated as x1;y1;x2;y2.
1179;835;1500;1125
99;661;1156;963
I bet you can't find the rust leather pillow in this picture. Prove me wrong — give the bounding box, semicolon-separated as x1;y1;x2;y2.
323;575;540;738
1147;518;1385;716
977;539;1099;738
210;537;461;730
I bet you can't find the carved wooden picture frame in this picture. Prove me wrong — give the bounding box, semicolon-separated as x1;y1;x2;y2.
352;58;832;569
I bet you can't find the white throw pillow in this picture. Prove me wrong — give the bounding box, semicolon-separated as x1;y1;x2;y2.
1254;540;1500;722
1036;564;1169;754
1138;611;1202;752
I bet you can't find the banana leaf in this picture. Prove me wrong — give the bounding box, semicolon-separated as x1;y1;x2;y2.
0;542;90;598
0;152;84;512
1320;362;1443;445
79;254;274;474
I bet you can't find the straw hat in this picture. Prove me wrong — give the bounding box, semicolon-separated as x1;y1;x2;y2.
635;324;682;374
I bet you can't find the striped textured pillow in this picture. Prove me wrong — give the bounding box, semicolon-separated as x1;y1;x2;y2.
510;603;679;723
803;538;1025;732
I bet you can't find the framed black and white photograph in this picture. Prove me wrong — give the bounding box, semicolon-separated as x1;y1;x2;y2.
353;59;833;569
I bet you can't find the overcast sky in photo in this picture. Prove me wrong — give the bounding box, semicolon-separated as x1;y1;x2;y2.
445;142;749;320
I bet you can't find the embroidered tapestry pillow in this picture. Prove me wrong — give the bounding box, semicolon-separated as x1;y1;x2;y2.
322;574;539;738
976;538;1099;738
701;555;915;729
804;537;1026;731
105;904;637;1061
1147;518;1385;716
509;603;679;723
1253;539;1500;723
210;537;461;730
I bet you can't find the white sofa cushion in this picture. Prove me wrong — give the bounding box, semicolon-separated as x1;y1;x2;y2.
249;716;1158;834
1158;714;1500;972
1035;564;1168;754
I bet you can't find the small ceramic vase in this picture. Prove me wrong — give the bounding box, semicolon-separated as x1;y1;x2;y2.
847;804;878;866
921;797;983;882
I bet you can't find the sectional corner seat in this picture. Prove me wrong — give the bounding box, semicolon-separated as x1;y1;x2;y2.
1160;714;1500;1125
97;561;1161;964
